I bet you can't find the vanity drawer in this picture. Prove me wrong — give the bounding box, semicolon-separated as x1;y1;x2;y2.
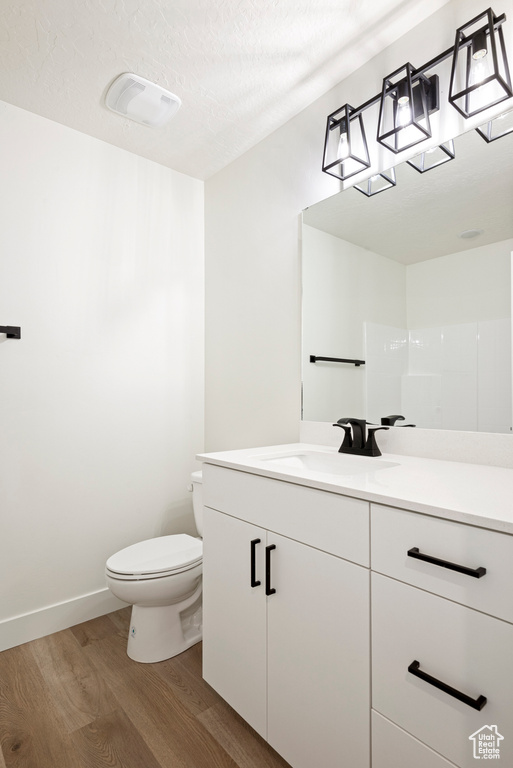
202;464;369;566
372;573;513;768
372;711;458;768
371;504;513;623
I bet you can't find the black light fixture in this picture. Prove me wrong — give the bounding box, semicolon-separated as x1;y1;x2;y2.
449;8;512;118
353;168;396;197
322;104;370;180
475;107;513;140
406;140;455;172
377;65;439;154
321;7;512;196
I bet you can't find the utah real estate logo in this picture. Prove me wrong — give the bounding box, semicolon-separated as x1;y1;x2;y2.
469;725;504;760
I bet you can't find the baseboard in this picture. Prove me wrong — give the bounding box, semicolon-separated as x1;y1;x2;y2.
0;588;128;652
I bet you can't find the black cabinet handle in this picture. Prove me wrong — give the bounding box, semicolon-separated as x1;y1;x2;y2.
250;538;261;587
407;547;486;578
408;660;487;711
265;544;276;596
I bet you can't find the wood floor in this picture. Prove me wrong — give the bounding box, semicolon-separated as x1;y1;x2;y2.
0;607;291;768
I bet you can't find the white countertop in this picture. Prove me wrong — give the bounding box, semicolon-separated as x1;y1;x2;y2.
197;443;513;535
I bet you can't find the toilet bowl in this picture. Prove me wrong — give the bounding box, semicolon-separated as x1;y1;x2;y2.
105;471;203;663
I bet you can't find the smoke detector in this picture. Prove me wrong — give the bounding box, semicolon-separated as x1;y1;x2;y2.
105;73;181;127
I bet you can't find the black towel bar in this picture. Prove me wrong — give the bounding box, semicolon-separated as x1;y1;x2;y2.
310;355;365;366
0;326;21;339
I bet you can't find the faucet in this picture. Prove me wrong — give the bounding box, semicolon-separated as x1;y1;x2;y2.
333;418;389;457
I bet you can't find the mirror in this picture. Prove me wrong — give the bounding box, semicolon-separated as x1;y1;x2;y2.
302;128;513;432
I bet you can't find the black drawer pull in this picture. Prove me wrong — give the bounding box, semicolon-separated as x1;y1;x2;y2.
408;660;487;711
250;538;261;587
265;544;276;596
407;547;486;578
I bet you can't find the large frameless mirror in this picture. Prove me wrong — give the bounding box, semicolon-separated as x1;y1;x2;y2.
302;128;513;432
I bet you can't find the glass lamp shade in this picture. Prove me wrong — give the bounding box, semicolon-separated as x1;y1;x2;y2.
406;140;455;173
449;8;513;118
476;108;513;141
377;64;434;154
322;104;371;180
353;168;396;197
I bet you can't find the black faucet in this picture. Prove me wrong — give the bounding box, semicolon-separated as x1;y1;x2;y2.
333;418;389;457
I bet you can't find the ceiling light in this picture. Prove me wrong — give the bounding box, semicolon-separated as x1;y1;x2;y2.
322;104;371;181
406;140;455;173
377;65;438;154
459;228;484;239
321;7;510;199
449;8;512;118
105;73;181;127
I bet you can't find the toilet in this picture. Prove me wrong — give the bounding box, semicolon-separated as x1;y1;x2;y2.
105;471;203;663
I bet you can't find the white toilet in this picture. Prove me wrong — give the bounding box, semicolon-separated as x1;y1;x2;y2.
105;471;204;663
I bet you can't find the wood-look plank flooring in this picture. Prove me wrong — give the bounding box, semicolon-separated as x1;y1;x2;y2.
0;607;291;768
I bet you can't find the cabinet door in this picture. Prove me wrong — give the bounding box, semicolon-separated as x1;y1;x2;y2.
202;506;267;738
372;573;513;768
267;533;370;768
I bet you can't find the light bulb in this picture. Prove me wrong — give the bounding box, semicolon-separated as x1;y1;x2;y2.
397;102;412;127
396;80;411;127
471;30;488;85
471;59;487;85
337;131;350;161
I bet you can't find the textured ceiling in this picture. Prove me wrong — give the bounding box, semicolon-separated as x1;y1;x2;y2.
303;128;513;264
0;0;450;179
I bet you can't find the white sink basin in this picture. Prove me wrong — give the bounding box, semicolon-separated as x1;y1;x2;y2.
256;450;399;476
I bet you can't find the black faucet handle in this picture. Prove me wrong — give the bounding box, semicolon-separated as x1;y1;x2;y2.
335;417;367;449
365;426;389;457
332;422;353;452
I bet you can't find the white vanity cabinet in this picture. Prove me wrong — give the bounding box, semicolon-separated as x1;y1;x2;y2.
199;448;513;768
202;464;370;768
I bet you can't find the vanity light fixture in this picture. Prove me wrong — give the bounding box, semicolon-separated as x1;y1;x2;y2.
377;66;439;154
406;140;455;173
449;8;512;119
353;168;396;197
321;8;512;193
475;108;513;141
322;104;371;180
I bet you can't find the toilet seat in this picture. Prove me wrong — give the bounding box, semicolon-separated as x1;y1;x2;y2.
106;534;202;581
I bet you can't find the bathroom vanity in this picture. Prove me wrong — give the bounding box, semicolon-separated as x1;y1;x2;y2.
197;444;513;768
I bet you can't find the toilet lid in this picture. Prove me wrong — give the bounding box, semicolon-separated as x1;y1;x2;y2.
106;534;202;577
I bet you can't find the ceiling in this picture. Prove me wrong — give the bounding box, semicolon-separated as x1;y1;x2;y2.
303;126;513;264
0;0;450;180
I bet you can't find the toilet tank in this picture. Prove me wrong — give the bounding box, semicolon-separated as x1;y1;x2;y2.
190;471;203;536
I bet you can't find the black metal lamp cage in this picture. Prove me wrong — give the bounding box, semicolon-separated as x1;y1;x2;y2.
377;65;438;154
449;8;512;119
322;104;371;181
406;140;455;173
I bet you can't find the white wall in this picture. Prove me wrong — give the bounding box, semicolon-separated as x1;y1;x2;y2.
407;240;513;327
0;101;204;649
205;0;513;453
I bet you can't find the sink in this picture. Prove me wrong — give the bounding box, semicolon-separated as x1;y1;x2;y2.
255;450;399;476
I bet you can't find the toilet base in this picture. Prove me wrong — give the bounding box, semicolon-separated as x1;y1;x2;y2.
127;583;202;663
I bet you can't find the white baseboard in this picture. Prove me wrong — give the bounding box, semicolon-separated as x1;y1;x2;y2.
0;588;128;652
